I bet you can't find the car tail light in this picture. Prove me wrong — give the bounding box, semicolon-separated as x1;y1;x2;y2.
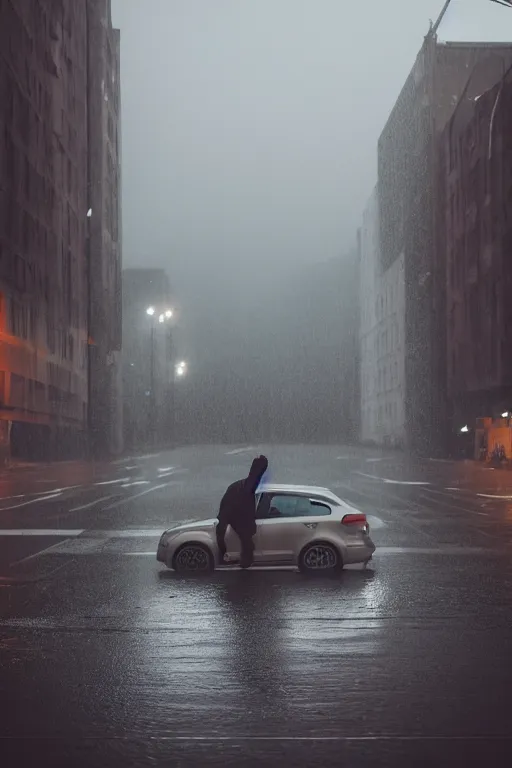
342;513;367;526
342;513;369;534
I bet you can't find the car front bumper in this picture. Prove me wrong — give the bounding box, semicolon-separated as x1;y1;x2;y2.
156;542;167;564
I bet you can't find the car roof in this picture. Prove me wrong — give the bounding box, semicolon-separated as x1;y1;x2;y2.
259;483;345;504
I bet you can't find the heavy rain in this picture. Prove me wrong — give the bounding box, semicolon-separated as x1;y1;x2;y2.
1;1;512;766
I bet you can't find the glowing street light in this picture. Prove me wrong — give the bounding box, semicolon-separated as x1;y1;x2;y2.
175;361;187;377
146;306;155;316
158;313;165;323
460;425;469;433
165;309;173;319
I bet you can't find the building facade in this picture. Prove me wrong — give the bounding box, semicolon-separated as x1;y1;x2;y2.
377;34;512;456
440;63;512;438
0;0;89;463
122;269;175;450
0;0;121;464
359;189;405;446
87;0;122;457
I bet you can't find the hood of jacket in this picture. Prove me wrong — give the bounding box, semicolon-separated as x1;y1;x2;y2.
245;455;268;494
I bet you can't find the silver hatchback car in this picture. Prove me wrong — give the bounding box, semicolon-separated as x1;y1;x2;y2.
157;484;375;574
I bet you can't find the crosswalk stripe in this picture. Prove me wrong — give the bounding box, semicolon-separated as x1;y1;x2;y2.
0;529;84;536
0;523;191;538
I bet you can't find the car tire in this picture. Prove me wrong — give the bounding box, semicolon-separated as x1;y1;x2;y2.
171;543;214;574
298;542;343;575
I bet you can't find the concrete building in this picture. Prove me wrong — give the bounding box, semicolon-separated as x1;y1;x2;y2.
87;0;122;457
122;269;175;450
0;0;121;464
377;32;512;456
359;189;405;446
439;62;512;442
0;0;89;463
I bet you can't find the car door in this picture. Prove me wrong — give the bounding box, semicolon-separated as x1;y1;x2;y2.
256;493;331;564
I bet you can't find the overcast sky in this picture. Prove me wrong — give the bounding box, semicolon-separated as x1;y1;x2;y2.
111;0;511;360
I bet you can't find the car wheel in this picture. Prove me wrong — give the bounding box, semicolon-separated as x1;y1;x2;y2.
298;542;342;574
172;543;214;574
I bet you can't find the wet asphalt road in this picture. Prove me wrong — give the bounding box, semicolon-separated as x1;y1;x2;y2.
1;445;512;766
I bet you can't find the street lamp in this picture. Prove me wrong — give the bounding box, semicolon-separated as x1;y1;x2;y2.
145;307;175;446
175;360;187;377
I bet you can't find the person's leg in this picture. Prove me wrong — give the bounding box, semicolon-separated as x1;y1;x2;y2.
239;530;255;569
216;519;228;564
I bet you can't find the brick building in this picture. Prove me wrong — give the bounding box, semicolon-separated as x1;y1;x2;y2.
0;0;121;463
0;0;89;462
440;62;512;436
377;33;512;456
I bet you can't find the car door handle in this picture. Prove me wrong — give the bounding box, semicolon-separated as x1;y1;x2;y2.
304;522;317;529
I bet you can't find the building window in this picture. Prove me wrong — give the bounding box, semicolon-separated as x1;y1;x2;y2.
8;300;29;340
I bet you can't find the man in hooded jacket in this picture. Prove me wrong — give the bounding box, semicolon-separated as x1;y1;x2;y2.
216;455;268;569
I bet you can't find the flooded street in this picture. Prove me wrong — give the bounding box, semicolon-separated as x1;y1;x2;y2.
1;445;512;765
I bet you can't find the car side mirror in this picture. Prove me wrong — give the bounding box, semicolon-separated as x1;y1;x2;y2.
268;507;280;517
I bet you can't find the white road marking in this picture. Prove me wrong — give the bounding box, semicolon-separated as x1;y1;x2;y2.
136;452;161;460
0;490;53;501
225;446;255;455
2;527;503;559
158;467;175;473
15;538;79;564
0;729;508;742
69;496;115;512
354;471;429;486
377;546;494;555
0;529;84;536
0;485;83;502
103;482;178;511
95;478;129;486
0;493;63;511
383;479;429;486
85;529;169;537
124;547;499;558
477;493;512;500
120;481;150;487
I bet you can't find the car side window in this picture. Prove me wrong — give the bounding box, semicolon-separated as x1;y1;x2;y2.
267;495;331;518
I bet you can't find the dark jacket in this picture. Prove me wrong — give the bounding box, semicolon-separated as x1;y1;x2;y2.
216;456;268;545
